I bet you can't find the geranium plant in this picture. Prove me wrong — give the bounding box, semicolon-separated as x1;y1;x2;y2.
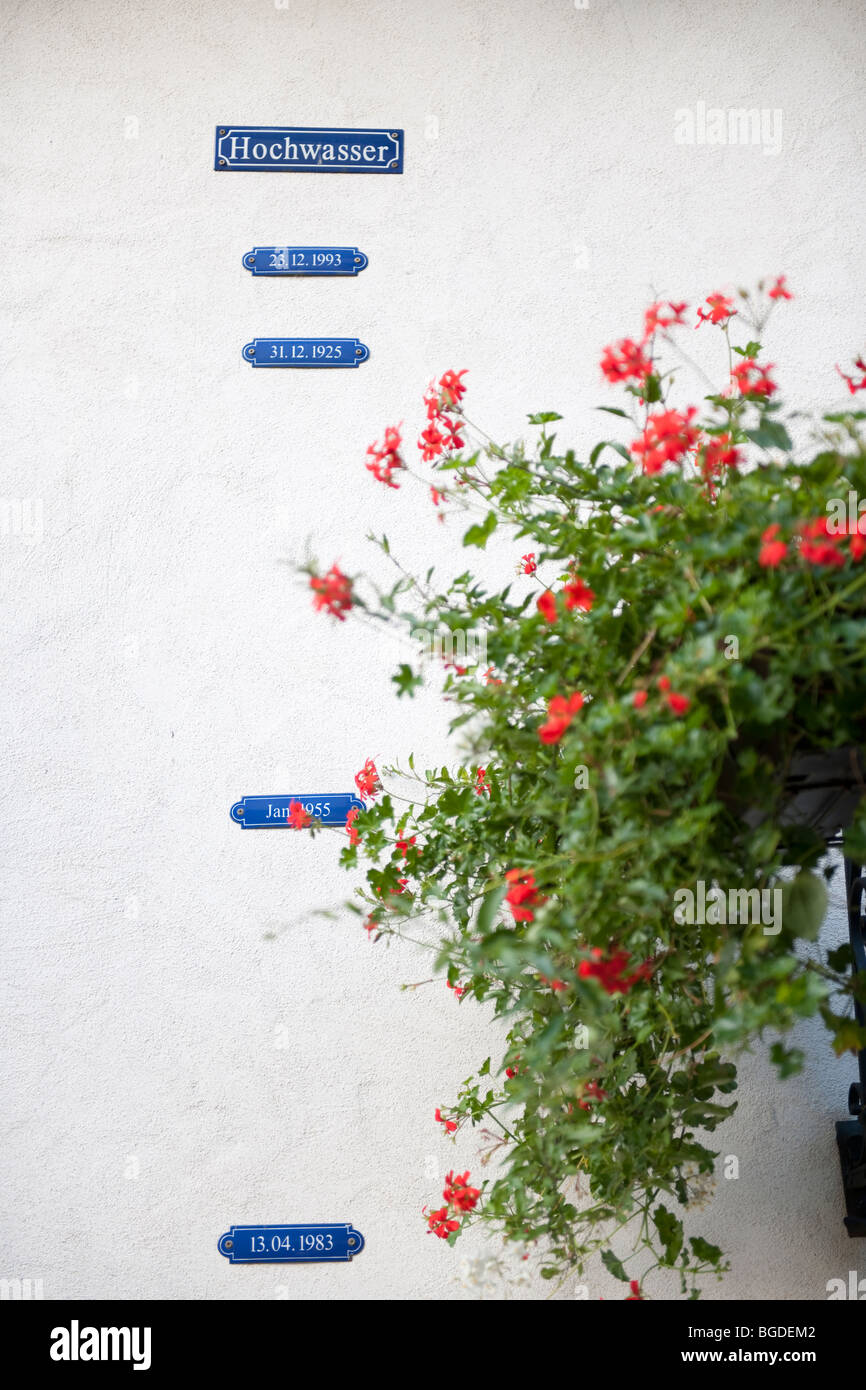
306;280;866;1297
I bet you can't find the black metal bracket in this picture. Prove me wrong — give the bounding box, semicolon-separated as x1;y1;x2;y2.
835;859;866;1236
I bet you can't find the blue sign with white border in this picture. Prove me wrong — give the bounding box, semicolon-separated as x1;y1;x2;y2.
242;338;369;367
243;246;368;276
230;795;364;827
215;126;403;173
218;1224;365;1263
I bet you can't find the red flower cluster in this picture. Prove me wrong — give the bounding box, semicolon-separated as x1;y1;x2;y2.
732;357;777;398
474;767;491;796
447;979;465;999
631;407;700;475
768;275;792;301
288;800;311;829
395;835;417;859
443;1170;481;1211
310;563;353;621
521;553;537;574
354;758;380;800
345;806;361;846
626;1279;643;1300
800;516;850;567
600;300;687;386
657;673;690;715
537;576;595;623
760;517;866;568
699;432;742;479
419;371;468;462
695;292;736;327
578;947;652;995
366;425;404;488
578;1081;606;1111
759;523;787;568
644;299;688;337
505;868;542;923
505;1054;521;1079
426;1206;460;1239
600;337;653;386
425;1168;480;1240
837;355;866;395
434;1107;457;1134
538;691;584;744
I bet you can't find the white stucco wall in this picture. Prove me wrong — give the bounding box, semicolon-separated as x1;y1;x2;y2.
3;0;866;1301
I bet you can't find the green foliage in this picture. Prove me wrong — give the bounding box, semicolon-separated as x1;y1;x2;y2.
322;298;866;1296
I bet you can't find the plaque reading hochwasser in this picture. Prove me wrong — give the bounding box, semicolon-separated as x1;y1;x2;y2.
215;126;403;173
243;246;368;276
230;795;364;827
243;338;369;367
218;1224;365;1263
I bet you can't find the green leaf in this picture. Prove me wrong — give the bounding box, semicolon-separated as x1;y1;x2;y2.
391;664;423;699
589;440;631;466
462;511;497;549
477;881;508;935
690;1236;723;1267
780;871;828;941
744;421;792;451
653;1205;684;1266
601;1248;629;1282
528;412;563;425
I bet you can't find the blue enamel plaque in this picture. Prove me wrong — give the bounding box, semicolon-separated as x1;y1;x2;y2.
218;1224;365;1263
215;126;403;173
230;794;364;827
243;338;369;367
243;246;368;276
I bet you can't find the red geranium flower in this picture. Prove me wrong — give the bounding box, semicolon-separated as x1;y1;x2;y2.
538;692;584;744
366;425;404;488
418;422;446;462
759;523;787;568
799;517;846;567
626;1279;643;1300
600;337;653;385
643;300;688;338
354;758;381;800
425;1206;460;1239
439;369;468;407
578;947;652;995
310;563;353;621
696;292;736;327
474;767;491;796
345;806;361;846
505;868;542;922
731;358;777;398
632;689;648;709
768;274;793;301
521;553;537;574
836;355;866;395
699;432;742;478
666;692;690;716
287;800;311;829
443;1170;481;1212
536;590;557;624
631;407;700;474
578;1081;607;1110
564;576;595;612
434;1107;457;1134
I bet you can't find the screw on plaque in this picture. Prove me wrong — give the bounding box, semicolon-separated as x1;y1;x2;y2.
225;1239;233;1250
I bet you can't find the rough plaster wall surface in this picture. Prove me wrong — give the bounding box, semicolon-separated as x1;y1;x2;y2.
2;0;865;1300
